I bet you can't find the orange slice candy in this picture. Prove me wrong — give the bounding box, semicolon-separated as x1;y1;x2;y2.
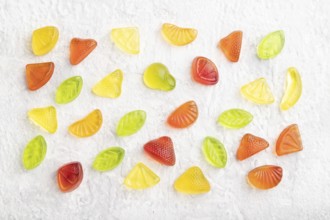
237;134;269;161
26;62;54;91
167;101;198;128
276;124;303;156
218;31;243;62
70;38;97;65
247;165;283;190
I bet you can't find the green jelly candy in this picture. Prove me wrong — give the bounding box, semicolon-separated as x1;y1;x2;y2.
22;135;47;170
143;63;176;91
93;147;125;172
55;76;83;104
202;136;227;168
257;30;285;59
217;108;253;129
116;110;146;136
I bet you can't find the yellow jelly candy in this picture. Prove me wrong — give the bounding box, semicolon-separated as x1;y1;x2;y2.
110;27;139;54
161;23;198;46
174;166;210;194
32;26;59;56
28;106;57;133
68;109;103;138
124;162;160;190
240;78;275;104
92;69;123;98
257;30;285;59
280;67;302;111
143;63;176;91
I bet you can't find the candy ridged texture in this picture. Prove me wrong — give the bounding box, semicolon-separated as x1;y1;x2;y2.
57;162;83;192
116;110;146;136
257;30;285;59
69;109;103;138
28;106;57;133
276;124;303;156
191;56;219;85
240;78;275;104
217;109;253;129
124;163;160;190
111;27;140;54
22;135;47;170
219;31;242;62
55;76;83;104
202;136;227;168
93;147;125;171
70;38;97;65
32;26;59;56
26;62;54;91
247;165;283;190
236;134;269;161
144;136;176;166
92;69;123;98
167;101;198;128
161;23;197;46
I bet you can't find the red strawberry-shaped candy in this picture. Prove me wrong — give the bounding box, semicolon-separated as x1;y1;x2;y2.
144;136;176;166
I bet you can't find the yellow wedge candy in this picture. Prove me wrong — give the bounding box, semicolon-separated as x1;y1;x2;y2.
32;26;59;56
280;67;302;111
124;163;160;190
240;78;275;104
110;27;140;54
28;106;57;133
68;109;103;138
161;23;198;46
92;69;123;98
174;166;210;194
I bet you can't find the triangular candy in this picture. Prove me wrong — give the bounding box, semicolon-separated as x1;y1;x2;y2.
174;166;210;194
124;162;160;190
144;136;176;166
111;27;140;54
276;124;303;156
70;38;97;65
167;101;198;128
28;106;57;133
219;31;242;62
236;134;269;161
57;162;83;192
26;62;54;91
92;69;123;98
240;78;275;104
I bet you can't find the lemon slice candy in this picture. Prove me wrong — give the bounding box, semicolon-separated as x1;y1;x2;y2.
28;106;58;133
111;27;140;54
92;69;123;98
240;78;275;104
161;23;198;46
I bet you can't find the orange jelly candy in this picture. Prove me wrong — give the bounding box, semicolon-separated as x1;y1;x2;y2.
237;134;269;161
167;101;198;128
247;165;283;190
276;124;303;156
70;38;97;65
57;162;83;192
26;62;54;91
191;56;219;85
218;31;243;62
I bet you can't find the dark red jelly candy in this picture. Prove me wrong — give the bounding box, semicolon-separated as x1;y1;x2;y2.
191;56;219;85
57;162;83;192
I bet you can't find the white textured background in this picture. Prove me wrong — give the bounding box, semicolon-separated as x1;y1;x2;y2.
0;0;330;219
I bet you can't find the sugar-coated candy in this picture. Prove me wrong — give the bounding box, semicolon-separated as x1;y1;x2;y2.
92;69;123;98
174;166;210;195
161;23;198;46
26;62;54;91
57;162;83;192
217;109;253;129
202;136;227;168
276;124;303;156
247;165;283;190
28;106;57;134
116;110;146;137
218;31;242;62
124;162;160;190
32;26;59;56
236;134;269;161
257;30;285;59
111;27;140;54
69;109;103;138
93;147;125;172
70;38;97;65
240;78;274;104
144;136;176;166
55;76;83;104
191;56;219;85
22;135;47;170
280;67;302;111
167;101;198;128
143;63;176;91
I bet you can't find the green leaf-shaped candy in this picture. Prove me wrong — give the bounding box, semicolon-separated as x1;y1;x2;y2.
257;30;285;59
202;136;227;168
22;135;47;170
55;76;83;104
217;108;253;129
116;110;146;136
143;63;176;91
93;147;125;171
